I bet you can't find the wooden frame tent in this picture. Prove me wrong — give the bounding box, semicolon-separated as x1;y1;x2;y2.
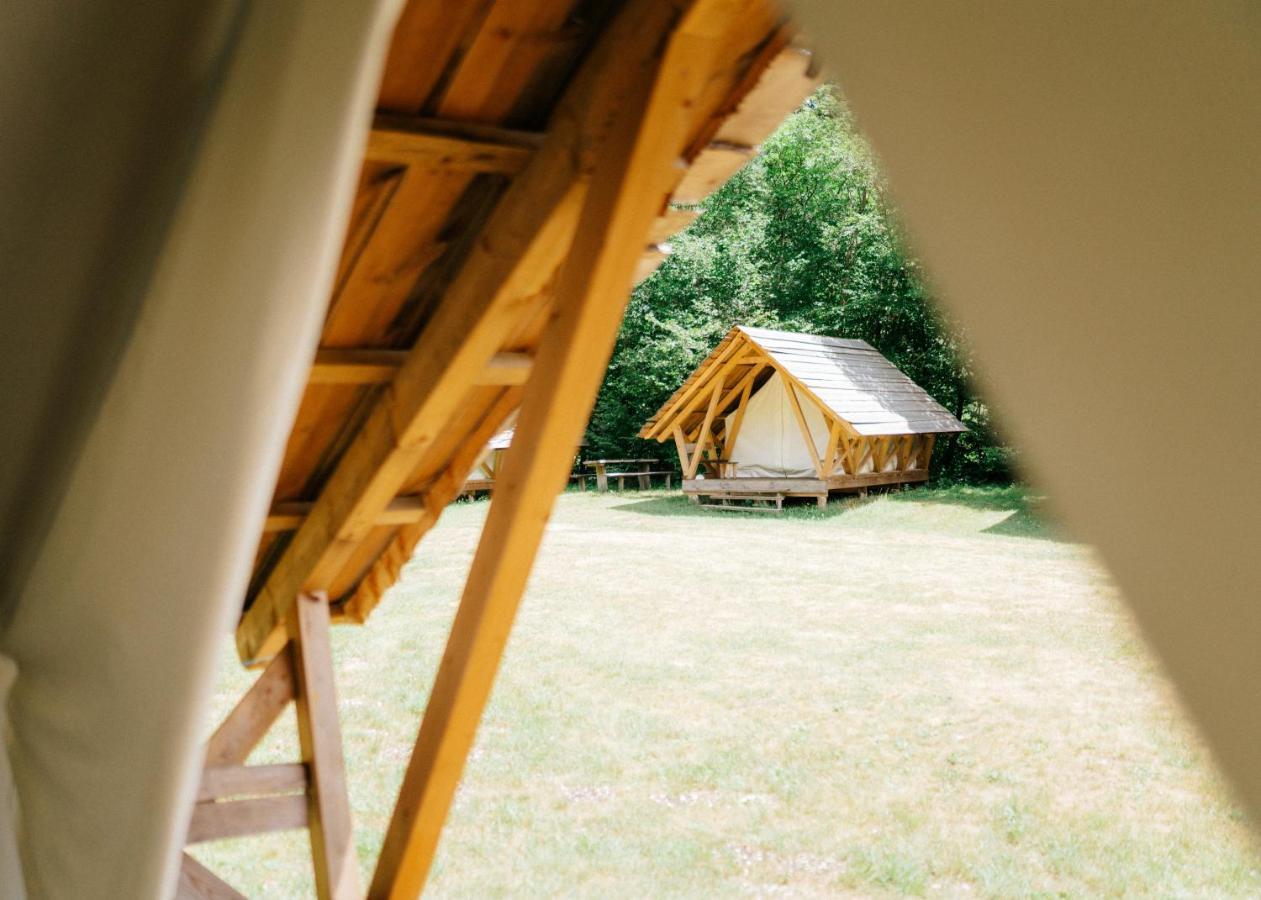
460;427;514;495
189;3;820;897
639;326;966;507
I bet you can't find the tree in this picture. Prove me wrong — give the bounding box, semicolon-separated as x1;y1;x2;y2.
588;86;1012;483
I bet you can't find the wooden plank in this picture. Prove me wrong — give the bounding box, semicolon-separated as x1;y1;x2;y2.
291;593;359;900
366;116;539;174
687;369;727;478
826;469;930;489
336;387;525;626
479;351;533;385
720;371;755;460
683;477;827;493
309;349;408;384
672;142;756;204
367;5;729;892
647;207;699;243
671;425;691;472
204;652;296;766
308;350;531;387
634;245;670;283
237;0;673;664
642;332;746;439
186;795;309;844
176;853;247;900
824;419;841;475
265;495;430;534
784;380;824;477
196;764;308;803
715;46;818;146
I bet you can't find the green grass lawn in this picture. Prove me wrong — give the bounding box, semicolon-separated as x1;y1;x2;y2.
194;486;1260;897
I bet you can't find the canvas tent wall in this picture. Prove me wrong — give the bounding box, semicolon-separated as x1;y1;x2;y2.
724;371;829;477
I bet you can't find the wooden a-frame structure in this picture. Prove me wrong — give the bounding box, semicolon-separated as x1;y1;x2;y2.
184;2;820;897
639;326;966;507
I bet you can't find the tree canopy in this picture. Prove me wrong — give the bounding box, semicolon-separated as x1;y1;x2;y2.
588;86;1011;483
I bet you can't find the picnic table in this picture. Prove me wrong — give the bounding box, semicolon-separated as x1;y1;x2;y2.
583;458;672;492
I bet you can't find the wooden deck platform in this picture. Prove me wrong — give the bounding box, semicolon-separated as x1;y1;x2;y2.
683;469;928;505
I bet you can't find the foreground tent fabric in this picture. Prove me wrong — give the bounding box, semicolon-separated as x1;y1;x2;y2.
0;0;405;895
0;0;1257;897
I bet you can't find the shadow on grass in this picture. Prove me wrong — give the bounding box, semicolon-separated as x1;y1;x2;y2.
888;483;1068;542
611;483;1070;541
608;493;875;521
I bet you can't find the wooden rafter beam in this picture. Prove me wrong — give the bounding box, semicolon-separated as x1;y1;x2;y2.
644;335;747;439
236;0;681;664
365;115;542;174
335;386;526;625
308;349;532;387
367;2;739;892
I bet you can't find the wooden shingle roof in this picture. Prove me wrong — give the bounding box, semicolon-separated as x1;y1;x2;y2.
641;325;966;439
740;326;966;435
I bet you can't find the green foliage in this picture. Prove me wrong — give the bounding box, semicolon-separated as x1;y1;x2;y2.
588;86;1011;483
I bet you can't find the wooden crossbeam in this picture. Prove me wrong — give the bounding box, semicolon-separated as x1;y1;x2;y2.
177;853;247;900
265;495;428;533
192;594;356;899
236;0;677;664
196;763;308;803
186;795;308;844
204;651;295;766
367;3;727;893
308;349;532;387
643;334;747;439
365;115;542;174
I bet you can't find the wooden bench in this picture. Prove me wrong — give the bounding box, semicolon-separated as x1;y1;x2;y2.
583;458;672;492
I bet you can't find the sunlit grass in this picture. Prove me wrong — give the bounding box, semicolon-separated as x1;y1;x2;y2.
195;487;1260;897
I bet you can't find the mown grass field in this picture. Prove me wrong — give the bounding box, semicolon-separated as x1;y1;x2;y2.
194;486;1260;897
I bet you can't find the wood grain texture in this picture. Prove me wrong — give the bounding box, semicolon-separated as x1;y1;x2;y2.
204;652;295;766
291;593;359;900
176;853;247;900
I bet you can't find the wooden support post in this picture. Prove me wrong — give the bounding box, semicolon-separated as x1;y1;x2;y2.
824;420;841;476
204;651;296;766
186;596;357;898
722;374;755;461
291;592;359;900
784;381;824;478
368;5;725;892
687;369;727;477
672;425;690;474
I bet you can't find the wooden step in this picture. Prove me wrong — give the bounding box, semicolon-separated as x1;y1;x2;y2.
701;503;782;514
